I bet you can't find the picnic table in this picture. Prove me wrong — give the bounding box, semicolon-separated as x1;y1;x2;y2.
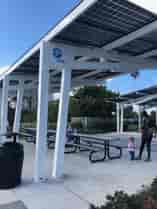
71;133;122;162
20;128;56;143
20;128;122;163
20;128;77;153
0;132;23;143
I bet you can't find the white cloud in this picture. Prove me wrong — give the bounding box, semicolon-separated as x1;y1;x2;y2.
52;93;60;100
107;78;113;83
130;0;157;14
0;66;9;78
0;66;9;73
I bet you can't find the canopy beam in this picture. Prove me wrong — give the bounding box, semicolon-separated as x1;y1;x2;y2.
103;20;157;51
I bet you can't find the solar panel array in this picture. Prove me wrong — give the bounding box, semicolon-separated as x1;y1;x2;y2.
120;85;157;107
6;0;157;90
54;0;157;52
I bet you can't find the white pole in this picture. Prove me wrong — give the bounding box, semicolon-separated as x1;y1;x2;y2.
34;41;50;182
52;68;71;179
13;82;24;133
0;90;2;120
116;103;120;133
0;76;9;142
120;104;124;133
155;108;157;127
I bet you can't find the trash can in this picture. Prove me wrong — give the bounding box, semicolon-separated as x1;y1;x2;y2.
0;142;24;189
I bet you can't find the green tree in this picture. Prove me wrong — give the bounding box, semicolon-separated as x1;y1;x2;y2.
69;86;118;118
124;106;138;119
48;101;59;123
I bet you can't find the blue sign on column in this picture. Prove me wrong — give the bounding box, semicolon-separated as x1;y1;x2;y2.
52;48;64;63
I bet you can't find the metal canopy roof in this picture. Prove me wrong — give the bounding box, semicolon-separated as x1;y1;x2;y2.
3;0;157;92
54;0;157;50
123;85;157;99
119;85;157;108
140;98;157;108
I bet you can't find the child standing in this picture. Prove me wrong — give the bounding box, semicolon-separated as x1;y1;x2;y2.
128;137;135;160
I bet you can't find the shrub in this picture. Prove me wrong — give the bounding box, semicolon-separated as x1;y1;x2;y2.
90;177;157;209
21;111;36;123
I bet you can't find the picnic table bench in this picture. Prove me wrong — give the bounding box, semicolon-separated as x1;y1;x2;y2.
20;128;77;154
20;128;56;144
20;128;122;163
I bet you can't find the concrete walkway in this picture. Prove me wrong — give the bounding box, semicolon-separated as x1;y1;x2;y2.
0;133;157;209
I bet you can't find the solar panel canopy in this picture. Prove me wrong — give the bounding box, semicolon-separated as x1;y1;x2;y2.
119;85;157;108
54;0;157;54
2;0;157;92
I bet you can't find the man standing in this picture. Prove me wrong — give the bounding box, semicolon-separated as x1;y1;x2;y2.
137;111;153;162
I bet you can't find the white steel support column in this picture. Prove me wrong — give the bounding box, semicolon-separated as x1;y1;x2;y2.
0;76;9;142
116;103;120;133
34;41;50;182
155;108;157;127
13;82;24;133
120;104;124;133
0;90;2;116
52;68;72;179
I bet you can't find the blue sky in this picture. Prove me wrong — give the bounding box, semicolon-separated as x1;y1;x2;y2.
0;0;157;94
0;0;80;67
107;70;157;94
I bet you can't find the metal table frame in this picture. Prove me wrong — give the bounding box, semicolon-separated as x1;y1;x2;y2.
71;134;122;163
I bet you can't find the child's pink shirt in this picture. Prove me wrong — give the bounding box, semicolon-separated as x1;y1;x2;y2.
128;141;135;152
